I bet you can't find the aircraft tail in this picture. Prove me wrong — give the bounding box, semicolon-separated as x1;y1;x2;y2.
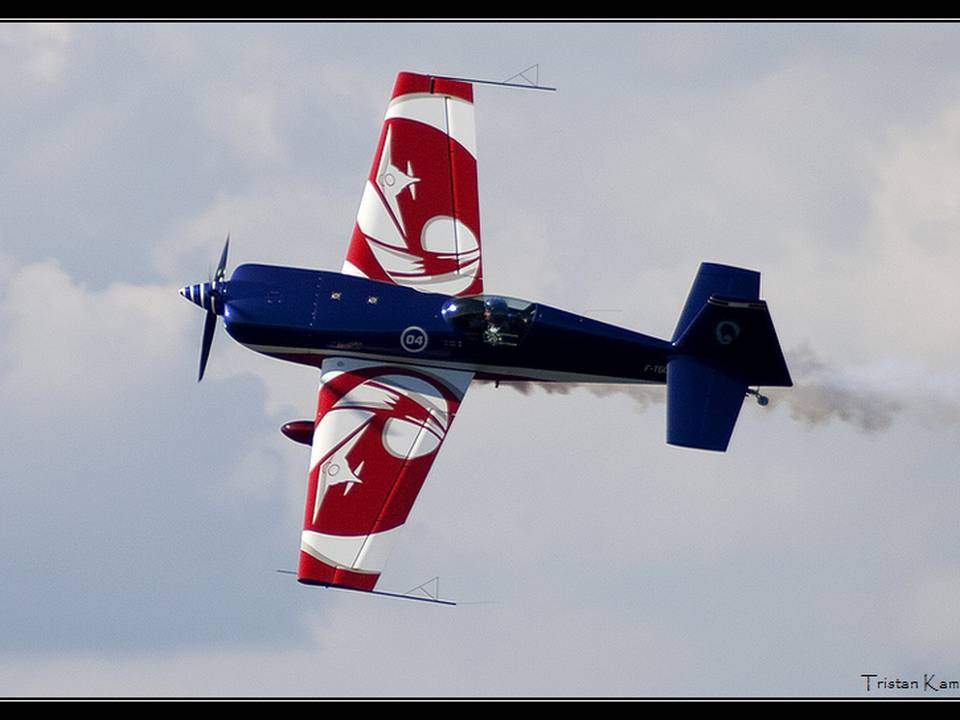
666;263;792;452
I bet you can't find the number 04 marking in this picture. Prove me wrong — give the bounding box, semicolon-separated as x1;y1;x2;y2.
401;326;429;353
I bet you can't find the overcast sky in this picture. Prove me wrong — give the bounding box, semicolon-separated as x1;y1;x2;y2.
1;21;959;698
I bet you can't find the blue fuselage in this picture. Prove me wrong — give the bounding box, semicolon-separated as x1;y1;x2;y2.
219;263;672;384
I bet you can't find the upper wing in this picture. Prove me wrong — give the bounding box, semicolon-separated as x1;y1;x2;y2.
297;358;472;590
342;72;483;297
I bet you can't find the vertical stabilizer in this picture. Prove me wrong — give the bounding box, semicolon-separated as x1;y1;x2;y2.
666;263;791;452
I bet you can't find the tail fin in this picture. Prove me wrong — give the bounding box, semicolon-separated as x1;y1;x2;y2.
672;263;760;343
666;263;791;452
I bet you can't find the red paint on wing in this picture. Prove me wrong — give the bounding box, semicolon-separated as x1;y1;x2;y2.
431;76;473;103
297;552;379;591
344;71;482;297
303;367;463;537
392;71;432;98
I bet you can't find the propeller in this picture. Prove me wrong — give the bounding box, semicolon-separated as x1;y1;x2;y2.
179;235;230;382
198;307;218;382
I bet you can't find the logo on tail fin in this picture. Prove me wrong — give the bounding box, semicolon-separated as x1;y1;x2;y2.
715;320;741;345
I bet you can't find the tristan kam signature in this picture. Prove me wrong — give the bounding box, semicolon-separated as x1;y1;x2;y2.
861;673;960;693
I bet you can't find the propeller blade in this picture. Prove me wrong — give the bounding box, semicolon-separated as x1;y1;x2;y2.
214;234;230;283
198;310;217;382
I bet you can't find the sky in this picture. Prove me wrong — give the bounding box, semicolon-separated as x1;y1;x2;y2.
1;21;959;698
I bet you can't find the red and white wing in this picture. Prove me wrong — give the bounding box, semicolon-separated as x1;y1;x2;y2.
297;73;481;591
342;72;483;297
297;358;472;590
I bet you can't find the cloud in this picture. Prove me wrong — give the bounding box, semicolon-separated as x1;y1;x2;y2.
870;103;960;258
151;179;356;281
516;50;960;377
0;259;309;656
0;260;187;407
904;572;960;660
0;23;73;89
314;61;398;117
199;84;285;164
855;101;960;371
0;597;674;697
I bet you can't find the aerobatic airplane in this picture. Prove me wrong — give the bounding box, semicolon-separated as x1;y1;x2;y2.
180;71;792;599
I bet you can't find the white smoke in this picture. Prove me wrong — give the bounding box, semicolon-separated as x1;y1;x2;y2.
766;342;903;434
489;380;665;413
485;341;957;435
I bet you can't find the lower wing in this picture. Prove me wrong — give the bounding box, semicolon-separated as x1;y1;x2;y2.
297;357;472;591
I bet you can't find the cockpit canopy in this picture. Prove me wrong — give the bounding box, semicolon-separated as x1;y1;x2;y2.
441;295;537;347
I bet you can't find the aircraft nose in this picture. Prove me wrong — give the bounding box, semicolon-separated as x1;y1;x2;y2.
179;284;202;307
179;282;222;315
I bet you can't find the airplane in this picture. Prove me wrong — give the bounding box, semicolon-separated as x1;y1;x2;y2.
179;71;792;599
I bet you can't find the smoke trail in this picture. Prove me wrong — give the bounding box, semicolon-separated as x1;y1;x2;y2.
491;380;664;413
489;341;919;435
766;342;903;434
